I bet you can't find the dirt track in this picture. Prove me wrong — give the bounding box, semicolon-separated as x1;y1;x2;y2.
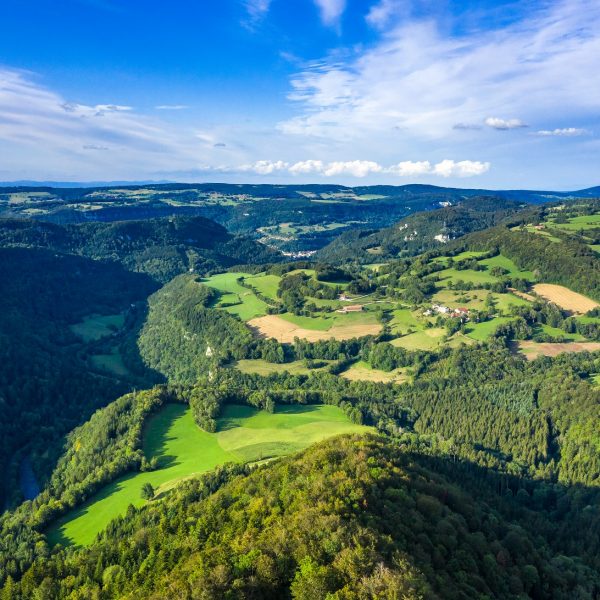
247;315;381;343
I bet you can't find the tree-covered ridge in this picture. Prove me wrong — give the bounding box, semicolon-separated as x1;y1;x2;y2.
317;196;524;263
0;215;280;283
462;226;600;301
5;435;600;599
0;247;158;508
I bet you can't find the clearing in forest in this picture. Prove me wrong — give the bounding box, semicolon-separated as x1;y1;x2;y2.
248;313;381;342
532;284;598;314
515;341;600;360
46;403;369;548
340;361;409;384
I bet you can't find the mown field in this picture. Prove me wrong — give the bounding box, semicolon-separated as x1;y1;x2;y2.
47;403;369;547
70;313;125;342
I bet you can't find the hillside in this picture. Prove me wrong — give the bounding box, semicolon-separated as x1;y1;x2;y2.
5;435;600;599
317;196;526;263
2;196;600;598
2;183;596;254
0;215;280;283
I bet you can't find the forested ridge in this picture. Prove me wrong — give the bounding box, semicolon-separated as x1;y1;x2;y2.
317;197;524;263
2;196;600;599
0;215;279;283
4;436;600;599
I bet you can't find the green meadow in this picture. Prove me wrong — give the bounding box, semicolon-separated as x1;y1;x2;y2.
70;313;125;342
47;403;369;548
202;272;268;321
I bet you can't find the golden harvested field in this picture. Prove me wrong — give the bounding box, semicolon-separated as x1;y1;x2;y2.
248;315;381;342
516;341;600;360
532;284;598;314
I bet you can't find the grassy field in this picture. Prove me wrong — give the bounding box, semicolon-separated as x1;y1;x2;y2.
243;273;281;301
340;360;409;384
233;358;333;375
202;272;269;321
47;403;369;547
551;214;600;230
437;267;498;286
465;317;513;341
390;328;446;350
90;348;129;376
70;313;125;342
478;255;536;281
388;308;421;335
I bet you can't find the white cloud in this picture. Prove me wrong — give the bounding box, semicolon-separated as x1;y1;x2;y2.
240;160;289;174
314;0;346;26
155;104;188;110
432;159;490;177
244;0;271;24
288;160;325;174
387;160;431;176
386;159;489;177
485;117;527;130
279;1;600;145
366;0;405;29
323;160;382;177
239;158;488;178
535;127;588;136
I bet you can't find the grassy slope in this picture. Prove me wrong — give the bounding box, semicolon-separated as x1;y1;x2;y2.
47;403;369;547
202;272;268;321
70;313;125;342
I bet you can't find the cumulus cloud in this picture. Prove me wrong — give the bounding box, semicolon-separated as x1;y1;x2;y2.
237;158;489;178
485;117;527;130
387;159;489;177
314;0;346;26
240;160;290;175
288;160;325;174
387;160;432;176
535;127;588;137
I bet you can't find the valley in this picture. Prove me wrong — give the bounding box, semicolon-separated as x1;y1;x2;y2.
48;403;368;547
2;188;600;599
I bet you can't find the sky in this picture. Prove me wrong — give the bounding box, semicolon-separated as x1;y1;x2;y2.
0;0;599;189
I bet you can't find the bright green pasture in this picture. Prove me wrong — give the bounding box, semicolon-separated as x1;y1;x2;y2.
533;324;585;341
436;267;497;286
243;273;281;300
70;313;125;342
202;272;268;321
388;309;421;334
47;403;368;548
465;317;513;341
390;328;446;350
478;255;536;281
552;214;600;230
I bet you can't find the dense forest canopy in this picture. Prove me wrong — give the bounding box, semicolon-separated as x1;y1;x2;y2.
1;189;600;598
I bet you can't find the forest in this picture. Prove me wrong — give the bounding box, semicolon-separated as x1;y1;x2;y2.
1;191;600;598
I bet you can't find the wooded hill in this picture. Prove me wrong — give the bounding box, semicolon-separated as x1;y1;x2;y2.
317;197;527;263
4;434;600;599
0;216;279;283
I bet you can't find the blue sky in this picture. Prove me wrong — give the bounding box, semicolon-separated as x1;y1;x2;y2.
0;0;598;188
